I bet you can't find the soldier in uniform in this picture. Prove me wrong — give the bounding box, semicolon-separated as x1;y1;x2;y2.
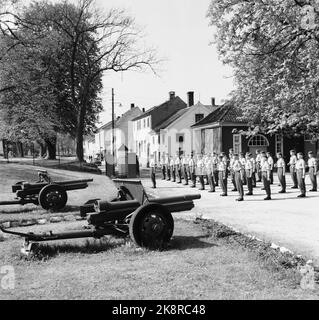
218;154;228;196
212;152;219;186
182;154;189;185
255;149;262;182
175;153;182;184
149;154;157;189
206;153;215;193
196;154;205;190
160;154;166;180
166;154;171;181
189;153;196;188
276;152;286;193
251;154;257;187
296;152;306;197
288;149;298;189
308;151;317;192
228;149;237;192
245;152;253;196
239;152;247;185
266;152;274;185
233;154;244;201
261;152;271;200
170;155;176;182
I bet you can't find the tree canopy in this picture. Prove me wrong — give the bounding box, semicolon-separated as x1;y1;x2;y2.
207;0;319;137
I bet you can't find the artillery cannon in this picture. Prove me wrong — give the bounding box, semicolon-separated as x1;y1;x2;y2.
0;179;201;254
0;170;93;211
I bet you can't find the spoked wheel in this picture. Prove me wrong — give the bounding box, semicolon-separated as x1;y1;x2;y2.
38;184;68;210
129;203;174;250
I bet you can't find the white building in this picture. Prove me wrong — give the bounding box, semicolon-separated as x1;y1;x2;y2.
130;91;187;167
158;99;217;157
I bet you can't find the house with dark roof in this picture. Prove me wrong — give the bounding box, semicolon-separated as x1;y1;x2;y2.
191;102;306;160
157;93;217;158
131;91;187;166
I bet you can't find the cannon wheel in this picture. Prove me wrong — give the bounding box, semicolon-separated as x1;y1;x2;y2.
129;203;174;250
38;184;68;210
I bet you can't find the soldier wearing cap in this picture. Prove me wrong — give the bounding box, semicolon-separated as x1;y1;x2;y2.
189;152;196;188
276;152;286;193
166;154;171;181
239;152;247;185
308;151;317;192
245;152;253;196
296;152;306;197
196;154;205;190
251;154;257;187
206;153;215;193
266;152;274;185
175;153;182;184
182;154;189;185
228;149;237;192
218;154;228;196
170;155;176;182
160;153;166;180
233;153;244;201
255;149;262;182
149;154;157;189
212;152;219;186
288;149;298;189
261;152;271;200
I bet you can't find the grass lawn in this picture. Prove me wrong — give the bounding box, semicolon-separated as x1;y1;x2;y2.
0;219;318;300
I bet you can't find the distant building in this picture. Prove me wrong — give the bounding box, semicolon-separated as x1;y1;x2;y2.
84;104;142;160
130;91;187;167
157;93;218;157
191;101;308;160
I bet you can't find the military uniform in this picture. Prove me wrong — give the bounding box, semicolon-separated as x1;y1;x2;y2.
308;156;317;192
268;155;274;184
251;156;257;187
296;158;306;197
261;158;271;200
229;156;237;191
182;155;189;185
175;156;182;184
160;156;166;180
239;156;247;185
166;156;171;181
206;155;215;192
196;156;205;190
256;153;262;182
233;159;244;200
149;158;156;188
189;156;196;188
288;154;298;188
212;154;219;186
245;156;253;195
218;158;227;196
170;157;176;182
276;157;286;193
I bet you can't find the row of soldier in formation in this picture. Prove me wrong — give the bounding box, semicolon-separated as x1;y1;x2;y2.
149;149;317;201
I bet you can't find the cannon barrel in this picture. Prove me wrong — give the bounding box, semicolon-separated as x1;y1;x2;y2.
148;194;201;204
162;200;194;213
95;200;140;213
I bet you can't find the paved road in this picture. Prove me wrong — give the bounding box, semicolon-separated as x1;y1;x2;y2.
142;174;319;265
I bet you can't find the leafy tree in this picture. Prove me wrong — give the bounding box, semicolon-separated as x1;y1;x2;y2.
208;0;319;137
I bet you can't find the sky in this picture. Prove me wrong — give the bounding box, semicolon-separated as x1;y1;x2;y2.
94;0;235;125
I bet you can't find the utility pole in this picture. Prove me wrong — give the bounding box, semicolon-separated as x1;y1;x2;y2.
112;88;115;176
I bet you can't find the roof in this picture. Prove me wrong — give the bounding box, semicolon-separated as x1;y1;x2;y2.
98;106;142;131
153;108;189;132
131;96;187;130
191;102;247;128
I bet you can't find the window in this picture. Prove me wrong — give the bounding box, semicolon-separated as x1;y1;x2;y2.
195;114;204;123
162;134;165;144
152;136;155;144
233;134;242;154
143;119;146;128
158;135;160;144
275;134;283;155
147;117;150;127
176;133;184;143
248;134;269;147
137;120;141;130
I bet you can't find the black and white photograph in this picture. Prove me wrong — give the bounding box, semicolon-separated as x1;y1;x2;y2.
1;0;319;304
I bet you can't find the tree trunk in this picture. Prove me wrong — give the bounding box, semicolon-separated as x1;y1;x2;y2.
38;140;47;158
2;139;7;158
76;110;85;162
45;137;57;160
16;141;24;157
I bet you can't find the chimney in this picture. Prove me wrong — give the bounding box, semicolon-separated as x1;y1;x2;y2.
169;91;175;100
131;103;135;109
142;108;145;113
211;97;216;106
187;91;194;107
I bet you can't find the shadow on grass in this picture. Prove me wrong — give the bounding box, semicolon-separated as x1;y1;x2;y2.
170;235;217;251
